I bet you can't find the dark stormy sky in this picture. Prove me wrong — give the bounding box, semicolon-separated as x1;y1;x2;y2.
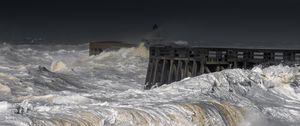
0;0;300;44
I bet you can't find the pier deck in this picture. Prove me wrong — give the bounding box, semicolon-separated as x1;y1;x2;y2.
145;45;300;89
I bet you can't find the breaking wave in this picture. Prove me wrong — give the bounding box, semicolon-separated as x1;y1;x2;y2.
0;43;300;126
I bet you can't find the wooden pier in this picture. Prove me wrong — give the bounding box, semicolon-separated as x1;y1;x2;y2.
145;45;300;89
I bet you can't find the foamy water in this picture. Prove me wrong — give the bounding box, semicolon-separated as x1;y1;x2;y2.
0;43;300;126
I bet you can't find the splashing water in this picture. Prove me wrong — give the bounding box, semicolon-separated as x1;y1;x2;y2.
0;43;300;126
50;61;67;73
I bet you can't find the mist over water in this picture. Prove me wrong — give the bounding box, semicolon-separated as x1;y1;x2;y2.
0;42;300;126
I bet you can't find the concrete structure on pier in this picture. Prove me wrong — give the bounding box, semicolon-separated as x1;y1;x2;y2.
89;41;135;55
145;45;300;89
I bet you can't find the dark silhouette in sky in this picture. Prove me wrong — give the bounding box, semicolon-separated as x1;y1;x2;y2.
153;24;158;31
0;0;300;45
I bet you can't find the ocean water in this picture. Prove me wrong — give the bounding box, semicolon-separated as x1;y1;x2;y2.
0;43;300;126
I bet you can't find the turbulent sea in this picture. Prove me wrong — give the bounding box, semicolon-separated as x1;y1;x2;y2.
0;43;300;126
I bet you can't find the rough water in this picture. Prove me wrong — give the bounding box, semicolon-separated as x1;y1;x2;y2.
0;43;300;126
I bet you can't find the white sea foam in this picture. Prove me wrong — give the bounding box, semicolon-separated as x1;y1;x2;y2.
0;43;300;126
0;83;11;94
0;101;10;112
52;95;94;105
50;61;67;72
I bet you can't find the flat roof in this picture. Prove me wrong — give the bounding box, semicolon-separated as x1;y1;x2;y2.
150;44;300;51
89;41;136;48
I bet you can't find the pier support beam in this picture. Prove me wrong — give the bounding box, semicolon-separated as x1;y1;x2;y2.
233;61;237;68
243;61;247;69
205;66;211;73
192;60;197;76
152;59;159;86
176;60;183;81
146;59;154;85
160;59;167;85
184;60;189;78
168;60;174;83
200;60;205;74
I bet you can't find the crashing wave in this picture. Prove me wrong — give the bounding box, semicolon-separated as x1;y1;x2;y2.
0;43;300;126
50;61;67;72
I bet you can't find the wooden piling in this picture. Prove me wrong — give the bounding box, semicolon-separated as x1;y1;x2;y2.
168;60;174;83
192;60;197;76
160;59;167;85
176;60;182;81
152;59;159;85
200;59;205;74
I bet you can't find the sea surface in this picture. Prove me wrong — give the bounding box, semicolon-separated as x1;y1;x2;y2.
0;42;300;126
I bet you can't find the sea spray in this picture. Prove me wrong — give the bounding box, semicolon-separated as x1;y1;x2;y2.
0;43;299;125
50;61;67;72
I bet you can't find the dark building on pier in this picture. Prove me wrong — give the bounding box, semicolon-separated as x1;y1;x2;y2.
89;41;135;55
